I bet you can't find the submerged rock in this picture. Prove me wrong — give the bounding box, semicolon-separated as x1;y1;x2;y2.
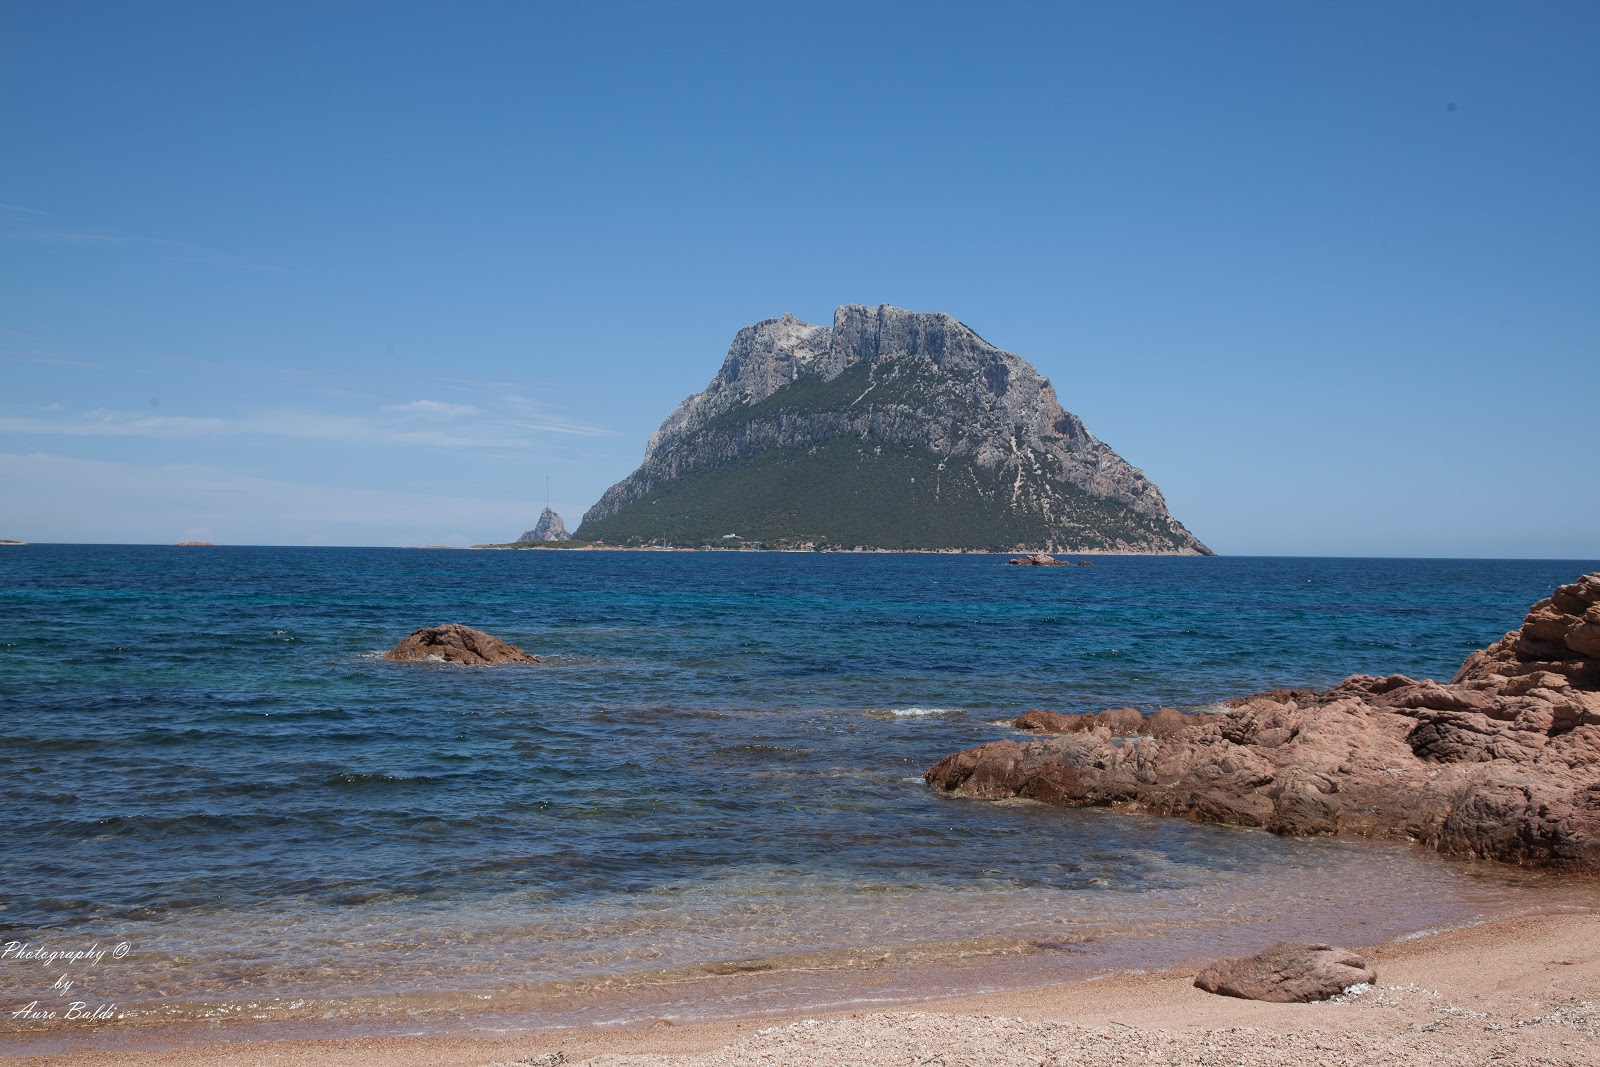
928;572;1600;874
384;624;540;665
1194;942;1375;1002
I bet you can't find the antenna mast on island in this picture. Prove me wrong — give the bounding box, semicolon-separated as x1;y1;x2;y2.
545;476;550;510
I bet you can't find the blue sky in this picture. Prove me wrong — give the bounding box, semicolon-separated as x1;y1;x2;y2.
3;1;1596;555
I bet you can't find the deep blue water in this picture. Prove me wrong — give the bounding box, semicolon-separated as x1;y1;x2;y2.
1;547;1596;1036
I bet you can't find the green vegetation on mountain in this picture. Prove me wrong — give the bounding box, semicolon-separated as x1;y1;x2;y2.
577;438;1192;551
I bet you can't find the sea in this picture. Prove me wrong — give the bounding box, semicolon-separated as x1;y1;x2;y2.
3;546;1598;1053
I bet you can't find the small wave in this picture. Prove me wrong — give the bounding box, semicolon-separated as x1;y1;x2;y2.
1393;917;1492;942
323;771;441;788
866;707;960;719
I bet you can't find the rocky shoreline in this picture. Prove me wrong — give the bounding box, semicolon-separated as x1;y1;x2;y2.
927;573;1600;874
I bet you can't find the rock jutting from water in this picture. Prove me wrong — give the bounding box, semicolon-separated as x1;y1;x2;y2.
383;624;541;665
518;507;570;542
927;573;1600;874
1008;554;1070;566
576;305;1210;553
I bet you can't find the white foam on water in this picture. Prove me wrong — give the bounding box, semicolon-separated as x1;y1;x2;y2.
886;707;959;717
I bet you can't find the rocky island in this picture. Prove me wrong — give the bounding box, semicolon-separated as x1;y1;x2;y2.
577;305;1209;553
383;624;540;665
927;572;1600;873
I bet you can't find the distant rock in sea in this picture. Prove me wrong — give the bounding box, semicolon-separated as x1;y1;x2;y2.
176;541;215;546
928;572;1600;874
383;624;541;665
0;539;25;545
577;305;1209;553
518;507;570;542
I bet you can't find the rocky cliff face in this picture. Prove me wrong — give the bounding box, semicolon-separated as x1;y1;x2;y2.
518;507;569;543
579;305;1208;553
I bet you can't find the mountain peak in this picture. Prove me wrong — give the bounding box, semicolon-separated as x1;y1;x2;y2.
581;307;1208;554
517;507;570;543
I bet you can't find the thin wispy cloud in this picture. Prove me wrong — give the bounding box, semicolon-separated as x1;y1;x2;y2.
0;411;231;438
0;450;542;544
3;226;163;248
0;203;190;250
498;416;612;437
0;350;106;370
0;404;607;447
0;203;280;271
387;399;479;417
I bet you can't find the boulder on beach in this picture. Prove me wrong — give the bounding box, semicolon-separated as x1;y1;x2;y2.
929;572;1600;874
1194;942;1375;1002
1008;554;1070;566
383;624;541;665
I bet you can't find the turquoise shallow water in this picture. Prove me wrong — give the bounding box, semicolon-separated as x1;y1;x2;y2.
2;547;1597;1044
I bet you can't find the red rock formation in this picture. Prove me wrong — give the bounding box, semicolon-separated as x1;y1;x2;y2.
1194;942;1375;1002
928;573;1600;874
1013;709;1083;732
1013;706;1196;739
384;624;541;665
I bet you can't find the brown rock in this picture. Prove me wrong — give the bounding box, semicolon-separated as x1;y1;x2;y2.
1007;553;1071;566
1013;709;1084;732
1145;707;1193;739
1224;687;1320;708
1194;942;1375;1002
928;573;1600;874
384;624;541;665
1570;607;1600;659
1012;707;1193;738
1092;707;1145;735
1377;681;1497;713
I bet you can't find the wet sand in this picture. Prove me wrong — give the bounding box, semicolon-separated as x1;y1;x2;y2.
13;909;1598;1066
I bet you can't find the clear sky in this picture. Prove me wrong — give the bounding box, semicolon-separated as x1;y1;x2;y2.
3;1;1596;556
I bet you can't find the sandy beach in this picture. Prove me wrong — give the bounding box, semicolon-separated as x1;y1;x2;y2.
13;909;1597;1067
